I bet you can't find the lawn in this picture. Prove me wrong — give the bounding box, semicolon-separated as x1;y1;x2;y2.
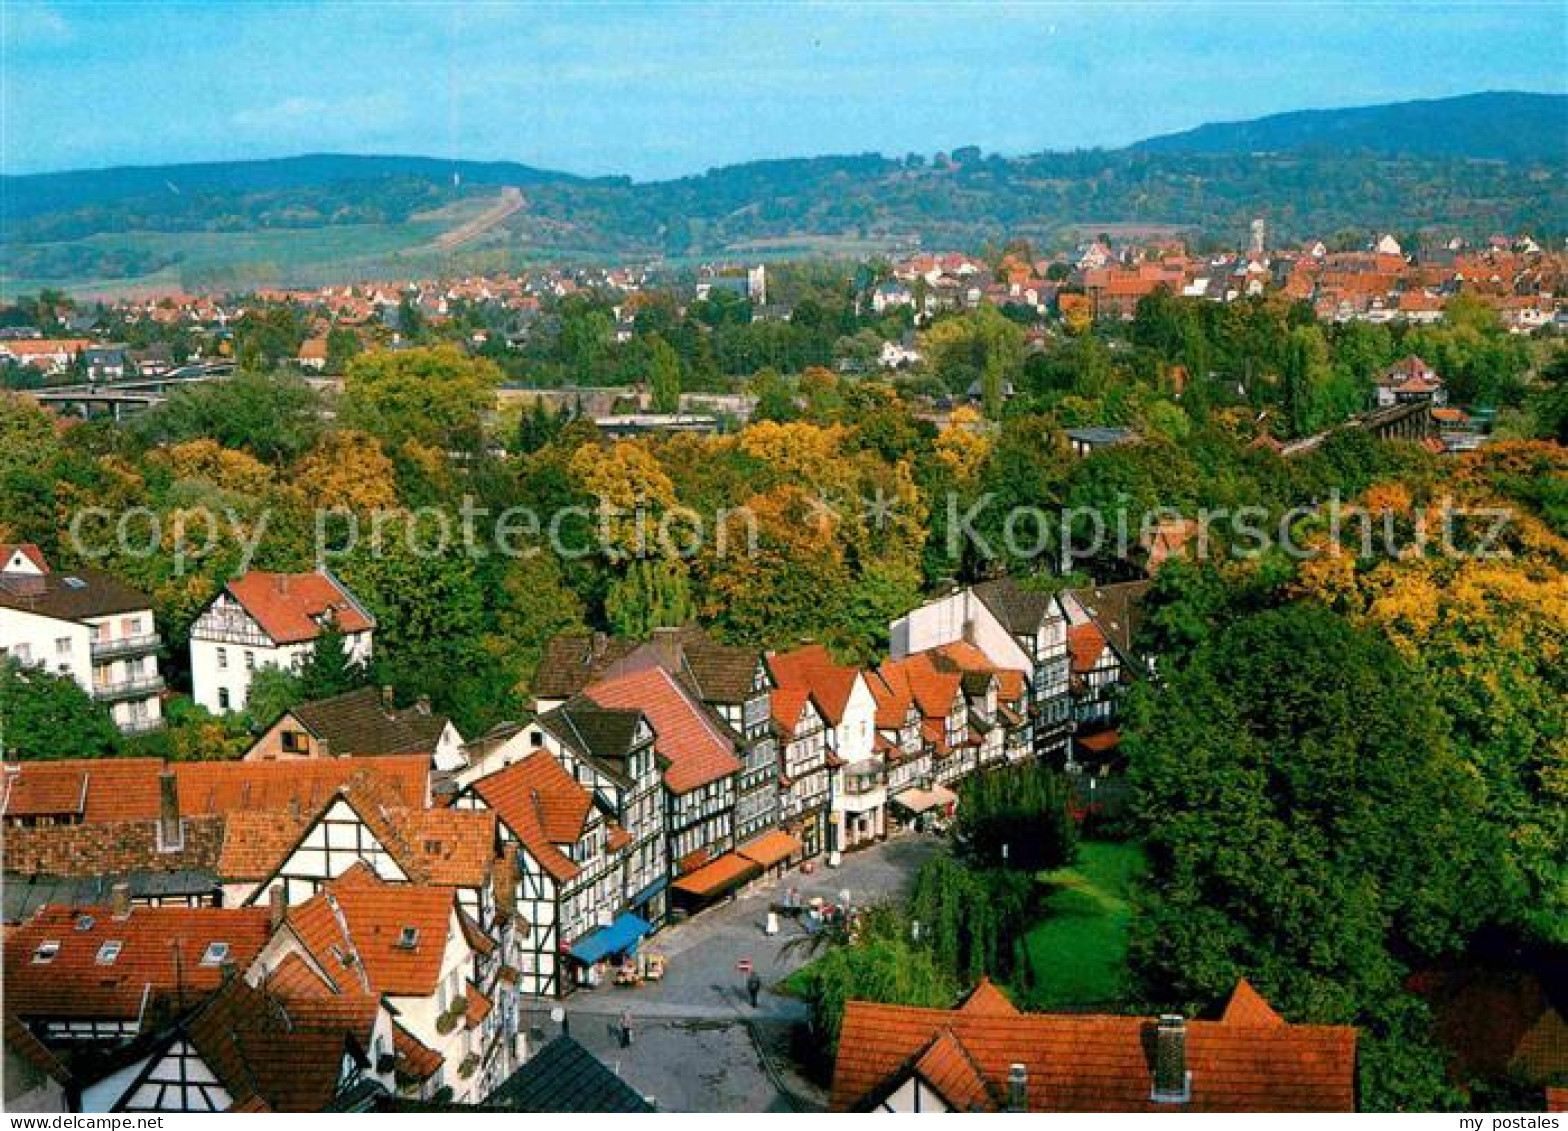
1018;840;1146;1010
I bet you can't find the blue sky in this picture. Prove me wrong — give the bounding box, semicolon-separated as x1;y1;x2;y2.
4;1;1565;178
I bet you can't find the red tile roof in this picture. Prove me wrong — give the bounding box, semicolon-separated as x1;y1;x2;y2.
394;1020;443;1081
186;964;379;1112
223;570;373;645
4;904;271;1025
3;759;165;824
176;754;429;817
925;641;1025;705
1068;623;1111;674
470;751;592;883
283;864;459;997
874;653;963;725
912;1028;993;1110
959;977;1020;1017
0;543;48;572
587;666;740;794
831;981;1356;1112
1221;978;1285;1028
215;775;492;889
766;644;864;726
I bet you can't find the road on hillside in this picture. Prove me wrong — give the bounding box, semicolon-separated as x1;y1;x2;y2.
431;185;523;250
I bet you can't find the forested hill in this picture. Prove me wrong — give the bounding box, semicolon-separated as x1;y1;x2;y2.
4;93;1565;292
1;153;590;222
1134;91;1568;162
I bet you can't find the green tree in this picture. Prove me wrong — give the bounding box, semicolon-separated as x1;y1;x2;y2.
296;625;368;701
797;926;956;1051
0;658;121;760
604;557;695;637
1280;324;1331;437
325;327;362;374
245;664;305;727
135;371;323;464
341;346;501;453
952;762;1078;872
909;853;1037;984
645;333;683;413
1125;604;1502;1110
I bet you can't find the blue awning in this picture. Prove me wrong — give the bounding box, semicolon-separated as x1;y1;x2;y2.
569;912;650;965
628;876;669;907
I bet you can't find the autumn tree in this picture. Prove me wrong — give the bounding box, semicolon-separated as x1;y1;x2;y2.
295;430;400;513
341;346;501;454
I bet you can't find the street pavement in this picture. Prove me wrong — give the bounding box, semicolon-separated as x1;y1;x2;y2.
575;832;940;1020
540;833;943;1110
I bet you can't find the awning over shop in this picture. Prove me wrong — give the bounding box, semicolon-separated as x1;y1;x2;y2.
569;912;650;965
671;852;761;898
628;875;670;907
736;830;803;870
891;784;959;816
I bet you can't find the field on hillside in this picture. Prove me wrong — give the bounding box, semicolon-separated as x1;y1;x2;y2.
0;195;507;299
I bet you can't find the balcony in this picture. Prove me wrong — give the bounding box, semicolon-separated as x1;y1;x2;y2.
117;715;166;736
90;632;162;661
93;673;165;702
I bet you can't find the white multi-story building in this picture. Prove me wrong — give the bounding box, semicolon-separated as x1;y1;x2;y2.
0;543;165;734
188;569;374;714
765;645;885;854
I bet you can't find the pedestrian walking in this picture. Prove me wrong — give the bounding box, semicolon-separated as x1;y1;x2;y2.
619;1011;634;1048
746;970;762;1008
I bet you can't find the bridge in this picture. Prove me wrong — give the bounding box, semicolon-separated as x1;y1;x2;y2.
25;363;235;419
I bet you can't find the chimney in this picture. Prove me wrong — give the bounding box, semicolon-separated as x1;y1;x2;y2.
651;626;681;672
1006;1063;1028;1112
493;843;518;923
415;694;431;716
277;574;289;595
110;882;131;918
381;685;395;710
317;736;332;760
157;771;183;852
1151;1014;1190;1103
268;884;286;932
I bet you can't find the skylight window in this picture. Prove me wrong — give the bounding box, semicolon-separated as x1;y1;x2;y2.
62;576;87;589
75;914;96;931
96;941;123;965
396;926;420;950
33;941;60;964
199;941;230;967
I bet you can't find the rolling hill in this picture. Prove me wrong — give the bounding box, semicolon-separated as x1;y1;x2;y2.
3;93;1564;296
1134;91;1567;161
0;153;589;223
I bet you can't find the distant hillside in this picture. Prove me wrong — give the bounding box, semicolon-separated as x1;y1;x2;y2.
3;93;1565;295
0;153;588;222
1134;91;1568;161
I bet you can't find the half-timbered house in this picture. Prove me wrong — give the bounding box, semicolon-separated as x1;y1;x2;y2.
4;900;271;1052
454;752;634;1000
188;569;374;714
250;864;504;1104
